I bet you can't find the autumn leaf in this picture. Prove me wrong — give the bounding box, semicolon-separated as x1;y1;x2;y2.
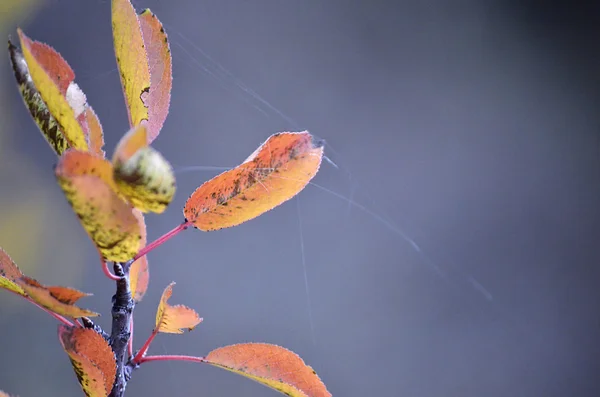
112;0;151;128
83;107;105;157
139;8;172;143
58;325;117;397
0;247;25;295
130;209;149;302
184;131;324;230
16;276;98;318
0;390;13;397
55;149;142;262
17;29;89;153
112;123;176;213
155;282;202;334
203;343;331;397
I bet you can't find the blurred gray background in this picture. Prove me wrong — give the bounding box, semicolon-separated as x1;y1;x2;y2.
1;1;599;396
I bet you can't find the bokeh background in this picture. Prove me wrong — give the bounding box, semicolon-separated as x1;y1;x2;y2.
1;1;599;396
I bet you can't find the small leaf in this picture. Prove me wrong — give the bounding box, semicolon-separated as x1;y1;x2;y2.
130;209;149;302
8;39;70;155
204;343;331;397
55;149;142;262
83;107;105;158
17;276;98;318
112;0;151;128
0;247;26;295
155;282;202;334
58;325;117;397
184;131;323;230
17;29;88;152
112;123;176;213
139;8;172;143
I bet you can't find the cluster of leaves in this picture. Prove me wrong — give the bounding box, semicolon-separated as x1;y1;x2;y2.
0;1;330;396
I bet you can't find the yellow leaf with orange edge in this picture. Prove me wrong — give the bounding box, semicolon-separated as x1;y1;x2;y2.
204;343;331;397
55;149;142;262
16;276;98;318
130;209;149;302
58;325;117;397
139;8;172;143
184;131;323;230
112;0;151;128
155;282;202;334
83;107;105;157
0;247;25;296
17;29;88;152
112;123;176;213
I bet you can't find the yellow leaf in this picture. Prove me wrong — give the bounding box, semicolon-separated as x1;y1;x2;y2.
0;247;26;296
184;131;323;230
8;40;70;155
17;29;88;152
17;276;98;318
112;0;151;128
112;123;176;213
204;343;331;397
55;149;142;262
58;325;117;397
155;282;202;334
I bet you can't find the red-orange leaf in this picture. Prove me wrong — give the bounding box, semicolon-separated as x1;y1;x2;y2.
112;0;151;128
139;8;172;143
16;276;98;318
0;247;26;296
55;149;142;262
130;209;149;302
184;131;323;230
155;282;202;334
58;325;117;397
112;123;176;213
204;343;331;397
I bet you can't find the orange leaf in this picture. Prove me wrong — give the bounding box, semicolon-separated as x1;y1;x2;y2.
139;8;172;143
0;247;26;296
112;0;151;128
16;276;98;318
155;282;202;334
55;149;142;262
204;343;331;397
112;123;176;213
17;29;88;152
0;390;13;397
130;209;149;302
84;107;105;158
58;325;117;397
184;131;323;230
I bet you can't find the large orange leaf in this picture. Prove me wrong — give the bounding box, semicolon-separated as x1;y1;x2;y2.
204;343;331;397
58;325;117;397
130;209;149;302
17;29;88;152
16;276;98;318
112;123;176;213
8;40;70;155
0;247;26;296
112;0;151;128
155;282;202;334
55;149;142;262
184;132;323;230
139;8;172;143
